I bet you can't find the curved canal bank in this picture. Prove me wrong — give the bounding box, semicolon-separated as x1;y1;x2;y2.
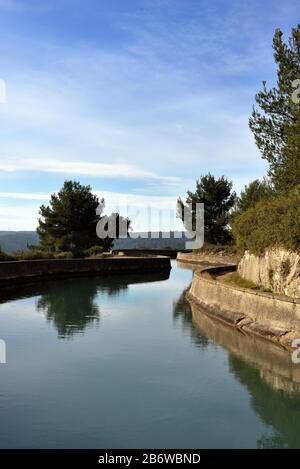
187;265;300;349
177;251;238;266
0;255;171;287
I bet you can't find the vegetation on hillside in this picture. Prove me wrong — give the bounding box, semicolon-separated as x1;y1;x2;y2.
232;186;300;255
231;21;300;255
231;179;273;219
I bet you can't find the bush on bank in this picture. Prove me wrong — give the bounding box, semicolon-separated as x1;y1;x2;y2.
193;242;238;256
232;187;300;255
0;245;107;262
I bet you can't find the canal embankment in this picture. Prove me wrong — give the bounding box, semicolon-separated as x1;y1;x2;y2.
177;251;238;266
0;255;171;287
186;264;300;349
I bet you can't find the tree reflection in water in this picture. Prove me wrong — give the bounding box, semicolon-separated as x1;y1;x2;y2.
34;271;170;339
37;278;102;339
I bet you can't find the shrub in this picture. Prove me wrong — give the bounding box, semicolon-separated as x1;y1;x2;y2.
12;249;55;260
54;251;74;259
232;188;300;255
84;245;105;257
224;272;273;292
0;248;14;261
193;242;237;255
224;272;260;289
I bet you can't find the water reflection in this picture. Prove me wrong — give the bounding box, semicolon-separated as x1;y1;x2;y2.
180;294;300;448
36;278;101;339
0;270;170;339
2;262;300;447
173;287;209;349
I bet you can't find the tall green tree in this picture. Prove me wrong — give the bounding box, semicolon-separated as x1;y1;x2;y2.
177;173;236;244
249;22;300;191
271;106;300;192
38;180;108;254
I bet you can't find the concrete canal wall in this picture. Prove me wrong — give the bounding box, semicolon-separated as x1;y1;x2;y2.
0;256;171;287
187;266;300;349
177;251;238;266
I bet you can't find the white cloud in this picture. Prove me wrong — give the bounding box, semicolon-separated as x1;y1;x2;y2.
0;205;39;230
0;189;185;231
98;190;178;209
0;0;279;213
0;189;179;207
0;158;180;183
0;191;50;200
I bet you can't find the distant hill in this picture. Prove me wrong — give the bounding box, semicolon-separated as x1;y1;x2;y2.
0;231;39;253
113;231;188;250
0;231;189;253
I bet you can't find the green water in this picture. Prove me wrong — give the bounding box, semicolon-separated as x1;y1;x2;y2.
0;260;300;448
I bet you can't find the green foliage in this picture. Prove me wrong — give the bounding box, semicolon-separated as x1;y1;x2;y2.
37;181;131;255
12;249;55;260
231;179;273;218
224;272;261;290
54;251;74;259
38;180;110;254
177;173;236;244
193;242;237;255
249;22;300;192
224;272;272;292
232;188;300;255
271;106;300;192
0;247;14;261
84;245;105;257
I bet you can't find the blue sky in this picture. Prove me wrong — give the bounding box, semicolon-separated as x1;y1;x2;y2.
0;0;299;230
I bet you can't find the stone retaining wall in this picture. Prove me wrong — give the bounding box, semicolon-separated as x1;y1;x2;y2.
238;249;300;298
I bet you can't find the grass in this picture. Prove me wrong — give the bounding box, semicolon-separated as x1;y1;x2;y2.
193;242;238;256
223;272;272;293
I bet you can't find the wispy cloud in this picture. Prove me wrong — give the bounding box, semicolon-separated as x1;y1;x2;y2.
0;189;179;208
0;189;184;231
0;0;298;230
0;191;49;200
0;158;180;183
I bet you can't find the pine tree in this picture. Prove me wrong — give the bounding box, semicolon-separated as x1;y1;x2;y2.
249;22;300;191
38;180;109;254
271;106;300;192
177;174;236;244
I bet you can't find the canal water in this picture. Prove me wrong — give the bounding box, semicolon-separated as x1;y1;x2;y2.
0;260;300;448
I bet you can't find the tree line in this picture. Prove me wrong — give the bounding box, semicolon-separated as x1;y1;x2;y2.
178;21;300;254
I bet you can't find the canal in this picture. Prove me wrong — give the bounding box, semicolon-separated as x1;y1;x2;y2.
0;260;300;448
